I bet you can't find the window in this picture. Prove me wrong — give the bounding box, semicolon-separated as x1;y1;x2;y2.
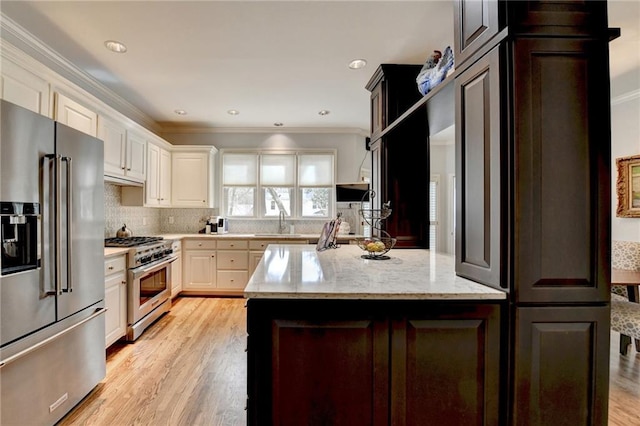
222;153;257;217
222;151;335;219
299;154;333;218
261;154;295;217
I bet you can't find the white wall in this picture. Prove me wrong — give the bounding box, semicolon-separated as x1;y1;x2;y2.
162;131;369;184
611;91;640;242
430;142;455;254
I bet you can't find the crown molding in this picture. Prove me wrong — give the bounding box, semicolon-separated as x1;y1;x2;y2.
612;89;640;106
160;125;369;137
0;13;161;133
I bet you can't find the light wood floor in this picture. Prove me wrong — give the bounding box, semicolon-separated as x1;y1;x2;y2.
58;297;247;426
58;297;639;426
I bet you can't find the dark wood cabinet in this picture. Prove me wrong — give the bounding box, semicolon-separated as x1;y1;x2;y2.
453;1;612;424
366;65;430;248
453;1;611;303
513;306;610;425
512;37;611;304
247;299;502;425
270;318;389;425
455;45;503;291
365;64;423;141
391;304;502;426
454;0;501;67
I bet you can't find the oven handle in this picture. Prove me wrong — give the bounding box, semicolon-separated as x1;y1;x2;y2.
130;255;177;280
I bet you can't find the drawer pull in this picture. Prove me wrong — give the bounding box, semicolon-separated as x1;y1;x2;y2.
108;266;114;270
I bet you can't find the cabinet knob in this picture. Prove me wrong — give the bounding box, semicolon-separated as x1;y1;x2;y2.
121;280;126;285
198;243;202;246
108;266;114;270
231;259;234;262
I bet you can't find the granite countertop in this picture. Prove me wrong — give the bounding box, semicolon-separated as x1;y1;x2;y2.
244;244;507;300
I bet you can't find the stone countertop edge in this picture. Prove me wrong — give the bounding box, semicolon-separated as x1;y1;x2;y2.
243;244;507;301
104;247;131;258
157;233;361;240
104;233;360;257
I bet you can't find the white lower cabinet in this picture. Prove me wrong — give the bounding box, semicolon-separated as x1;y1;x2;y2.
182;237;309;296
104;254;127;348
216;240;249;293
171;240;182;297
183;239;217;292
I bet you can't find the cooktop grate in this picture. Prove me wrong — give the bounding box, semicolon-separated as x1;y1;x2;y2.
104;236;163;247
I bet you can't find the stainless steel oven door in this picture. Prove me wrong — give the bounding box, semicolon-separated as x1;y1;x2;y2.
127;255;176;326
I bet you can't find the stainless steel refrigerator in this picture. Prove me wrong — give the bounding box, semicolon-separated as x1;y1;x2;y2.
0;100;106;425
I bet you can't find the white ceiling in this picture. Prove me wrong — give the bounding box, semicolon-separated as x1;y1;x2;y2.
0;1;638;133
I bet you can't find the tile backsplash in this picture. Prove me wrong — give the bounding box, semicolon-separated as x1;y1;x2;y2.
104;183;161;237
105;183;364;237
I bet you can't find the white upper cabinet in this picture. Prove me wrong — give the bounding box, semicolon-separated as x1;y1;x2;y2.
54;92;98;137
0;60;50;116
172;147;217;208
99;115;127;177
125;130;146;181
159;148;172;206
145;142;171;206
98;115;146;183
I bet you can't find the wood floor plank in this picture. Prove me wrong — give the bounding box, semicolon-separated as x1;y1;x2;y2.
57;297;640;425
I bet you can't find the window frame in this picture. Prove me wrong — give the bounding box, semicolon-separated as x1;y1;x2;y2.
220;149;336;219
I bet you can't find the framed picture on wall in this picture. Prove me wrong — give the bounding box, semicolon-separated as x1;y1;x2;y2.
616;154;640;217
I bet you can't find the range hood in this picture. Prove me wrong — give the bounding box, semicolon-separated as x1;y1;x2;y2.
336;182;370;202
104;174;144;187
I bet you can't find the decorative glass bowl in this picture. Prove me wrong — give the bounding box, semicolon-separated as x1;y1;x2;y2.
355;237;397;260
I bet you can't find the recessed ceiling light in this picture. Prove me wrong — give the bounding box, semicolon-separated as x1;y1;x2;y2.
104;40;127;53
348;59;367;69
318;110;330;116
227;109;240;115
174;109;187;116
274;122;284;127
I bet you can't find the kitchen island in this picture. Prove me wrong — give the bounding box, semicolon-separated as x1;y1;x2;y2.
245;244;506;425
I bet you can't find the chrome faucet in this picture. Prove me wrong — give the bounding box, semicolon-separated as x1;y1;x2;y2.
279;210;286;234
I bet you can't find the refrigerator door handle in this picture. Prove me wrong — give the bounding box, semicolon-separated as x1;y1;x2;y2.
0;307;107;369
62;156;73;293
46;153;63;296
43;154;57;296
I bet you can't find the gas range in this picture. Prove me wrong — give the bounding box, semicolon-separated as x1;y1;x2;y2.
105;236;174;268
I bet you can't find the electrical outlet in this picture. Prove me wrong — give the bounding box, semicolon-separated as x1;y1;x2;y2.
168;216;174;224
142;217;148;226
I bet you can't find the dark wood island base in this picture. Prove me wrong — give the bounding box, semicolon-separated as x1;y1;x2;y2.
247;298;503;425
